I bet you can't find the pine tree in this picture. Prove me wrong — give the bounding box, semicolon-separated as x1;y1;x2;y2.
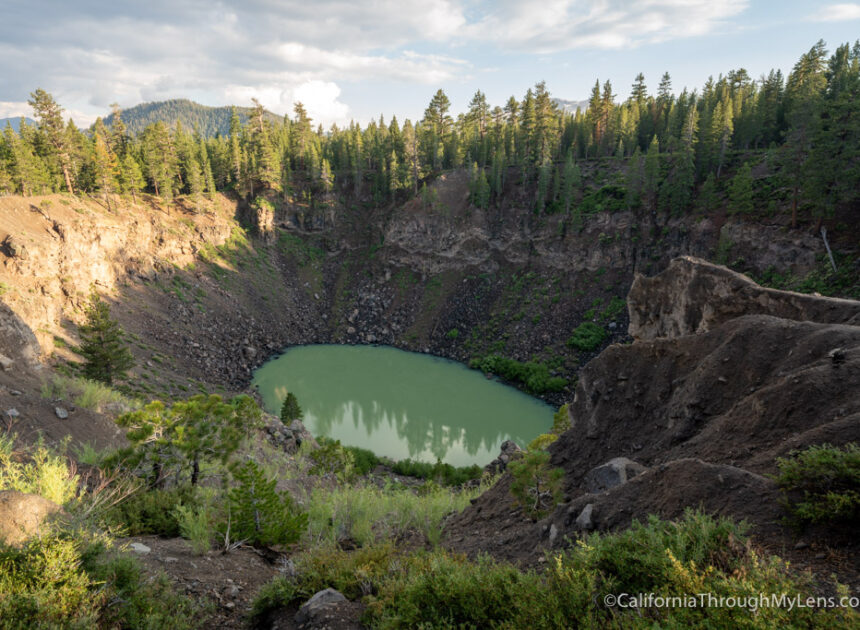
115;394;261;487
119;153;144;202
698;173;719;213
91;118;118;210
643;136;661;211
228;107;243;188
534;159;551;213
77;292;134;385
728;162;754;214
226;460;307;547
560;153;581;214
280;392;303;424
28;89;75;194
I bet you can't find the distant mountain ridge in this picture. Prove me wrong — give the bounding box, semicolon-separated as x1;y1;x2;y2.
103;99;282;137
0;117;38;132
552;98;589;114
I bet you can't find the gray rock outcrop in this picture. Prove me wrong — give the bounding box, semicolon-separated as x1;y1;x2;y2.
584;457;647;493
295;588;347;626
628;256;860;341
485;440;523;475
0;301;41;367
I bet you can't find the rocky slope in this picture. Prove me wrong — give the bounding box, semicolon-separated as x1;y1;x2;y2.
0;194;235;354
444;258;859;586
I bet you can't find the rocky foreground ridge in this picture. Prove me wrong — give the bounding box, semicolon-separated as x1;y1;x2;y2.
444;257;860;571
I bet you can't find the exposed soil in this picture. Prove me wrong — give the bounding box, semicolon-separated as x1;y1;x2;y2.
121;535;282;629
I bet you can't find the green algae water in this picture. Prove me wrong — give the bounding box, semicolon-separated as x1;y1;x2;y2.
252;345;554;466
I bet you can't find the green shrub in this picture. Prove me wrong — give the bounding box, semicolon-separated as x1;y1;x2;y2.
0;435;78;506
567;321;607;352
774;443;860;525
250;544;399;625
469;354;567;394
224;460;307;547
0;534;99;628
105;486;196;536
303;480;485;548
551;403;571;435
308;438;355;481
365;552;548;629
388;459;482;486
173;503;214;555
72;442;115;468
446;328;459;339
343;446;380;476
0;533;203;630
40;374;138;414
599;296;626;322
82;552;203;629
361;510;857;629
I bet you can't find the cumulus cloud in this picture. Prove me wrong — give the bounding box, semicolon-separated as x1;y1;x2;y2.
811;3;860;21
0;101;31;119
223;81;351;127
0;0;470;125
0;0;752;125
464;0;749;53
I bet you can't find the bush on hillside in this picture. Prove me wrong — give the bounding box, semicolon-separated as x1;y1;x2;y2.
388;458;483;486
774;443;860;525
470;354;567;394
358;510;856;629
343;446;380;476
566;321;607;352
105;486;196;537
308;438;355;481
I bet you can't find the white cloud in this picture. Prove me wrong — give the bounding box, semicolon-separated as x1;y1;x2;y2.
0;1;754;125
0;101;31;119
464;0;749;53
291;81;351;127
811;3;860;21
275;43;466;84
222;81;351;127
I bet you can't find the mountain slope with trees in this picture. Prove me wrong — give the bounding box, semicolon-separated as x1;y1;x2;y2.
0;117;37;133
102;98;282;138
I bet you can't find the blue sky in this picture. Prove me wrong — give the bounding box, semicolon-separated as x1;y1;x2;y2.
0;1;858;128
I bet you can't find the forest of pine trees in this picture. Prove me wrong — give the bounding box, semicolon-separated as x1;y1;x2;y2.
0;40;857;226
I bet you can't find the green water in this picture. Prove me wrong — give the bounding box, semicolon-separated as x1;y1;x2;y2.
252;345;554;466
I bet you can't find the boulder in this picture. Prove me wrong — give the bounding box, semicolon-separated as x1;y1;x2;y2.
0;490;62;546
485;440;523;475
129;542;151;554
295;588;347;625
0;302;42;366
289;419;317;449
584;457;647;493
575;503;594;531
54;406;69;419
